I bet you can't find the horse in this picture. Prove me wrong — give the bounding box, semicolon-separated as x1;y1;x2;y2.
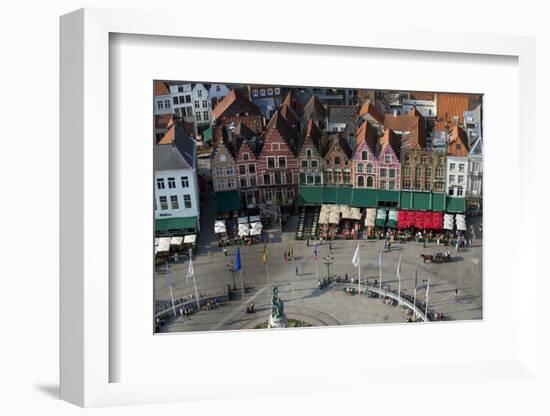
420;254;434;263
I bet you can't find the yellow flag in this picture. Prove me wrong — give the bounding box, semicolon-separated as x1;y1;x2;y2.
262;245;267;264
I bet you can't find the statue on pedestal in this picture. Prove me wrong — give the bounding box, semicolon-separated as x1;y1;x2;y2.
268;286;288;328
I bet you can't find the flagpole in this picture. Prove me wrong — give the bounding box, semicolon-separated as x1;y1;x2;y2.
379;248;382;302
425;278;430;321
397;254;402;306
413;268;418;321
357;243;361;294
189;248;200;311
166;261;177;318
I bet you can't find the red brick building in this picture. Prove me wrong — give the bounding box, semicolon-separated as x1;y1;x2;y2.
257;111;300;210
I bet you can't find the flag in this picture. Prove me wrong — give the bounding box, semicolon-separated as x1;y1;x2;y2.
414;268;418;289
235;246;242;272
426;279;430;302
313;240;318;260
352;244;360;267
262;244;267;264
378;248;383;267
186;257;193;282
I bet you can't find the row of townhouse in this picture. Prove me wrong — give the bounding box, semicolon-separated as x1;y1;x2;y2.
154;80;230;136
210;89;483;215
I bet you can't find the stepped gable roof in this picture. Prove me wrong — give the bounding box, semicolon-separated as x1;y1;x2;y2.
383;107;425;148
359;102;384;125
355;119;379;153
447;125;469;157
279;103;300;130
379;128;402;157
304;95;326;119
154;80;170;96
303;119;323;147
211;89;262;120
263;110;301;155
281;90;303;115
321;134;352;160
436;93;470;127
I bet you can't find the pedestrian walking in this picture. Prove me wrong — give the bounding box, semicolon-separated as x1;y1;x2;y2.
295;266;299;276
306;237;310;247
223;246;228;256
454;288;459;299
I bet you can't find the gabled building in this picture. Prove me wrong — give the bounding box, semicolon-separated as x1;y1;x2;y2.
303;95;327;129
377;128;402;191
321;134;353;186
358;102;384;128
298;120;323;186
209;83;230;101
400;141;447;193
446;126;469;197
257;111;300;209
466;136;483;213
154;126;200;236
154;81;173;116
211;89;263;123
353;120;379;188
383;107;426;148
211;140;237;193
191;83;212;131
234;137;260;209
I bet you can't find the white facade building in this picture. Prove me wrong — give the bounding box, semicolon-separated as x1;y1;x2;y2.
191;83;211;128
209;83;230;100
154;81;173;115
446;156;469;197
154;126;200;235
169;83;194;122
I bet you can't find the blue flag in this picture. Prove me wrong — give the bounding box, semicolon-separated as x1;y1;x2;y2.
235;246;242;272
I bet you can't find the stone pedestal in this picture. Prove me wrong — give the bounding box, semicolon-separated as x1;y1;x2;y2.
268;313;288;328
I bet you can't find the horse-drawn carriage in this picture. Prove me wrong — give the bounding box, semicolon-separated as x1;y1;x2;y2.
420;251;452;264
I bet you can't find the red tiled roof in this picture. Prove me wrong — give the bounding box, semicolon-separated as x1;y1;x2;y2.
410;92;435;101
436;93;470;127
279;104;300;130
304;119;322;147
282;90;303;115
447;125;469;157
379;128;402;157
263;111;301;154
304;95;326;119
155;113;174;130
383;108;425;147
359;102;384;125
355;120;379;153
218;115;264;135
154;80;170;96
211;89;262;120
158;124;175;145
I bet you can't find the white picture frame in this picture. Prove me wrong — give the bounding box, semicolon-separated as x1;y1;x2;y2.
60;7;539;408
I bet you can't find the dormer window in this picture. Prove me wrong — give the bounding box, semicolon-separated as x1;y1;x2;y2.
260;89;266;97
252;90;258;97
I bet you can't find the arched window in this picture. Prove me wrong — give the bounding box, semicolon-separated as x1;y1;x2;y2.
334;156;341;166
366;176;374;188
361;150;368;161
357;176;365;187
366;163;373;174
357;163;364;173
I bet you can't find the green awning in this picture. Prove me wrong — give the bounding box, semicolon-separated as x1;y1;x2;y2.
400;191;413;209
375;208;388;227
323;187;338;204
351;189;378;208
446;197;466;213
215;190;240;213
298;186;323;205
203;127;213;143
336;187;353;205
377;190;400;205
155;216;197;233
412;192;430;211
432;193;446;212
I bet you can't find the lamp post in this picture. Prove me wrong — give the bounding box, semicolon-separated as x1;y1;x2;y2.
322;254;334;282
227;260;237;290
